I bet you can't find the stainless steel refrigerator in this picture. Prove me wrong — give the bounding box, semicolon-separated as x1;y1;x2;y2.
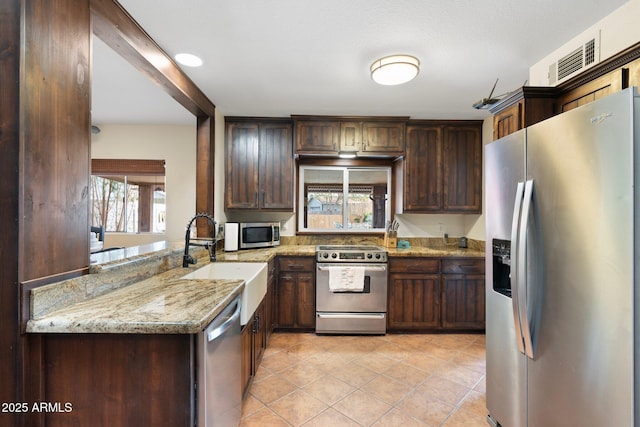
485;87;640;427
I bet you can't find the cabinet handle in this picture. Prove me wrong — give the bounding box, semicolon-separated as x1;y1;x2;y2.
253;313;260;333
262;191;266;206
254;191;258;205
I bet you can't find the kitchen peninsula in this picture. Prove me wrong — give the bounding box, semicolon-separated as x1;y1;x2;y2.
26;239;484;425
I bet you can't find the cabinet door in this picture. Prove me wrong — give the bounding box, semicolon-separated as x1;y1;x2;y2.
226;122;260;209
296;271;316;328
294;120;340;154
404;125;442;211
441;274;485;329
443;126;482;212
241;324;253;396
388;272;440;330
362;121;405;154
252;302;267;367
259;123;293;210
276;272;296;328
493;101;523;140
340;121;362;152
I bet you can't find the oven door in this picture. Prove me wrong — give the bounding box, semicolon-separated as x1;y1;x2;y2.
316;263;388;313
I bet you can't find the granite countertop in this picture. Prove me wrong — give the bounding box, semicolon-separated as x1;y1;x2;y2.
27;264;244;334
215;244;484;262
27;242;484;335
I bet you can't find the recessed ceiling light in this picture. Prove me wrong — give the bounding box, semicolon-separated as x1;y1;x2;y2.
175;53;203;67
370;54;420;85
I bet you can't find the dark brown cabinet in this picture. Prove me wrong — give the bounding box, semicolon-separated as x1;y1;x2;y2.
441;259;486;330
399;121;482;213
402;125;443;211
488;87;556;140
294;118;341;154
387;258;440;330
276;257;315;329
241;260;276;396
443;125;483;212
387;257;485;331
225;118;293;211
293;116;406;156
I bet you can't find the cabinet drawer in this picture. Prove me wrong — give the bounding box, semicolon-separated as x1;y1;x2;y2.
442;258;485;274
389;258;439;273
278;257;314;272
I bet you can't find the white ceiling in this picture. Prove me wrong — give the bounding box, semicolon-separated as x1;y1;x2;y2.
91;0;628;126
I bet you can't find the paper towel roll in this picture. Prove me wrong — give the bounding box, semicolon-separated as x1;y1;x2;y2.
224;223;239;252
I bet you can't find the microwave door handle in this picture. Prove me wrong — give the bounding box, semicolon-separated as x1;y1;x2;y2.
510;181;526;355
271;224;275;244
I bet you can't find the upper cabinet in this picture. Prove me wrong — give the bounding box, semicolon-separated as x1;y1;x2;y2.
225;118;294;211
488;87;556;140
293;116;407;157
397;121;483;214
489;42;640;140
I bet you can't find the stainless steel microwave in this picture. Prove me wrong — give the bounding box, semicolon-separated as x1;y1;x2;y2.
237;222;280;249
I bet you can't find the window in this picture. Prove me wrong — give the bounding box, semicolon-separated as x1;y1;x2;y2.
91;159;166;233
299;166;391;233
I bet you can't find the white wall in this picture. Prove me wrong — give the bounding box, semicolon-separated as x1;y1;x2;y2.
91;124;196;247
530;0;640;85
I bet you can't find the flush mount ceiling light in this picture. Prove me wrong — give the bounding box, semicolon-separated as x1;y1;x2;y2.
370;54;420;86
174;53;203;67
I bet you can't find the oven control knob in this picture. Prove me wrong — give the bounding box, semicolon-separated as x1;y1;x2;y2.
367;253;373;259
331;253;337;259
375;253;381;259
323;253;329;258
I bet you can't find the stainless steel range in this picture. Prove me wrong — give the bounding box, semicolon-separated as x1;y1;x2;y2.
315;245;388;334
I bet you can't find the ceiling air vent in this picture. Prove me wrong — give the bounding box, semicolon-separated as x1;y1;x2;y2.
548;32;600;85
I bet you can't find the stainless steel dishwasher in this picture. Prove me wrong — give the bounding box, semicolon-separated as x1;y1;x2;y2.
197;295;242;427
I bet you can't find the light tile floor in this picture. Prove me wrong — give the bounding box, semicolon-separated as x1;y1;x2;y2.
240;332;486;427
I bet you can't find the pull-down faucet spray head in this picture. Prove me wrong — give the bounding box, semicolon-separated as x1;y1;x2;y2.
183;213;217;268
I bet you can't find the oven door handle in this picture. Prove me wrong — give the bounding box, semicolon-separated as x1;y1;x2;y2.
317;265;387;272
316;313;386;319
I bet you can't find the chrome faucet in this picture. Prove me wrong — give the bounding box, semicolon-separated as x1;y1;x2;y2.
183;213;217;268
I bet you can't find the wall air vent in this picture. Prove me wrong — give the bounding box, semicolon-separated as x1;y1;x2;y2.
548;31;600;85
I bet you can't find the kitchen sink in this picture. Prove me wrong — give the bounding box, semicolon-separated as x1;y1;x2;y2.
181;262;268;326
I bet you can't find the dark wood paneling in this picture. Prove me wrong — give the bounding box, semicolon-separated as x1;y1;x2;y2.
443;125;482;212
404;125;442;211
296;272;316;328
389;257;439;273
22;0;91;280
259;122;293;209
276;273;296;327
442;274;486;329
225;122;260;209
388;273;440;330
0;1;22;421
196;115;215;236
362;121;405;154
294;119;340;154
43;334;193;426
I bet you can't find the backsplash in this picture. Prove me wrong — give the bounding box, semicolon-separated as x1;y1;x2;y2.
281;235;484;251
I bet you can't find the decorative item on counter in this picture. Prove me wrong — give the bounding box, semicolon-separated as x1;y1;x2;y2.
397;240;410;249
384;219;399;248
459;236;468;248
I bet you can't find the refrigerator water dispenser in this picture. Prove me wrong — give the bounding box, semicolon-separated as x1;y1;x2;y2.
492;239;511;297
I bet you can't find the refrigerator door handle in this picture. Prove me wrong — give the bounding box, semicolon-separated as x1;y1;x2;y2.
510;181;526;355
518;179;535;359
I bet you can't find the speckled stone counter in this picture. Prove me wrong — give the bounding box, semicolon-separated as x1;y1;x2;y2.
27;263;244;334
28;240;484;335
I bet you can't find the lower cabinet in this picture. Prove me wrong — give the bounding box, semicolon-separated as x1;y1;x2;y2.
276;256;315;330
241;299;267;396
441;259;485;330
387;257;485;331
241;260;275;397
388;258;440;330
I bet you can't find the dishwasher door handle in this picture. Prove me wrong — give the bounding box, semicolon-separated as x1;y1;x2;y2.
207;299;241;342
